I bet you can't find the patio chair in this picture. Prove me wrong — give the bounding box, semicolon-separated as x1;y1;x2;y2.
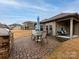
35;31;48;45
57;28;68;36
41;31;48;43
31;30;42;42
31;30;36;40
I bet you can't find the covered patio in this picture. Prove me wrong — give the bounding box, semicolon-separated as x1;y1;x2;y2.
56;17;79;39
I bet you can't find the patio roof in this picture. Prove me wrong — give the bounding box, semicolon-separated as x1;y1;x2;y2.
41;13;79;23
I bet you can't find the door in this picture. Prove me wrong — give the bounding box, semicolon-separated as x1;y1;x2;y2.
49;25;52;35
46;25;48;35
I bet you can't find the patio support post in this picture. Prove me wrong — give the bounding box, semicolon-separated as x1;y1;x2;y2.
70;18;73;39
53;22;56;36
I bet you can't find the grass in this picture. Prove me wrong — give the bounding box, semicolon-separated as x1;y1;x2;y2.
43;38;79;59
11;30;32;39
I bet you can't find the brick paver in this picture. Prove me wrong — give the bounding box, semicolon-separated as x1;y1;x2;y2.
11;36;61;59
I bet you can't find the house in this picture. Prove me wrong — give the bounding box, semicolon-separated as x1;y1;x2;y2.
40;13;79;39
22;21;35;30
9;23;22;30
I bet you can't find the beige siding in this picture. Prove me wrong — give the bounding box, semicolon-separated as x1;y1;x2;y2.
74;23;79;35
13;26;22;30
23;22;35;30
42;21;56;36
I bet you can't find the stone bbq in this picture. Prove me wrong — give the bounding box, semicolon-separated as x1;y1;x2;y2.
0;28;10;59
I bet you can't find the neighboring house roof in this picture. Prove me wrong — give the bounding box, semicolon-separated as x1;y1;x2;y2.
9;23;22;26
9;23;22;29
23;21;35;24
41;13;79;23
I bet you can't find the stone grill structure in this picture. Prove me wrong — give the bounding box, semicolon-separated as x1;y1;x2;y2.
0;28;10;59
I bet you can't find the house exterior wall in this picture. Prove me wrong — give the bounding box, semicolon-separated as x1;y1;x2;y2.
42;21;70;36
23;22;35;30
12;26;22;30
41;21;56;36
42;21;79;37
74;23;79;35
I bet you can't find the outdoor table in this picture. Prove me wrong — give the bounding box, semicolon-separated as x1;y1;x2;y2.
32;30;43;42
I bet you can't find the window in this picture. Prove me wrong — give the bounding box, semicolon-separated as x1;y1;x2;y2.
49;25;52;30
46;25;48;30
40;25;43;31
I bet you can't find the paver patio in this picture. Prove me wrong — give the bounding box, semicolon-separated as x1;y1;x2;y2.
10;36;61;59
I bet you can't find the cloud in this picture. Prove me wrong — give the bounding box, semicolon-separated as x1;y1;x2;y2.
22;1;58;12
1;0;79;25
1;0;79;13
0;0;58;12
0;17;36;25
0;0;21;7
0;0;60;24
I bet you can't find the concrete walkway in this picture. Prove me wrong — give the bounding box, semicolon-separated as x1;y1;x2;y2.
11;36;61;59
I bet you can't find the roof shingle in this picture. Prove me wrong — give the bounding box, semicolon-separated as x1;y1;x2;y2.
41;13;79;23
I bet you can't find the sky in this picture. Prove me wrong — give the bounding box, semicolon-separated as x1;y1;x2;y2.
0;0;79;25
